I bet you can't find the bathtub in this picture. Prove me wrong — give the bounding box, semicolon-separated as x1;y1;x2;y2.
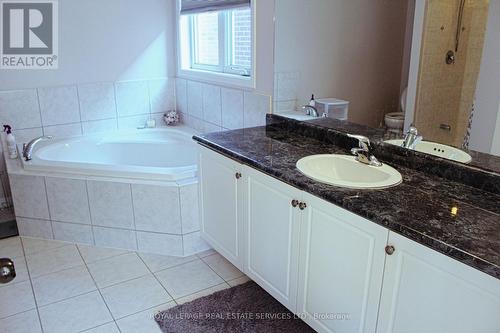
20;128;198;181
7;127;210;256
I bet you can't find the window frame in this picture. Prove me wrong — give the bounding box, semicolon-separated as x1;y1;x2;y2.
177;1;256;89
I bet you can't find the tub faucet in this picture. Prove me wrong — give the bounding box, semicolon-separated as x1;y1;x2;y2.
301;105;319;117
347;134;382;167
22;136;53;161
402;125;423;149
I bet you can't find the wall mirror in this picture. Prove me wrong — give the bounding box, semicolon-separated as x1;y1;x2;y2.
273;0;500;170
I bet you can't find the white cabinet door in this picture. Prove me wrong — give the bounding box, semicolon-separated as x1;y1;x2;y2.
198;146;244;270
244;166;302;311
377;232;500;333
297;192;388;333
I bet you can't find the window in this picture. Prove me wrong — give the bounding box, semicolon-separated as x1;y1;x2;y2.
179;5;253;80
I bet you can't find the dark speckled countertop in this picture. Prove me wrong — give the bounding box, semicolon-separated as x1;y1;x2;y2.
193;118;500;280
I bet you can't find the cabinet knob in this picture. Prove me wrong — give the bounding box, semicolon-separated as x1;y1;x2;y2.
235;172;242;179
385;245;395;255
291;199;299;207
298;202;307;210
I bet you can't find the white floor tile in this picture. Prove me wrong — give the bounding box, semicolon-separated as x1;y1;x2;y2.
139;252;198;272
32;265;96;306
175;283;230;305
21;237;68;255
101;274;172;319
38;291;112;333
80;321;120;333
227;275;251;287
196;248;217;258
0;236;24;258
0;309;42;333
116;302;175;333
86;253;149;288
201;253;244;281
26;245;84;278
0;281;36;318
155;259;224;299
78;244;130;264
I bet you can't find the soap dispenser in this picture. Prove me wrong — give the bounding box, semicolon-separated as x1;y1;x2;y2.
3;125;18;159
309;94;316;107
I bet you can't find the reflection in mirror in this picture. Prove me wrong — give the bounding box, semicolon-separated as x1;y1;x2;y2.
273;0;500;167
410;0;489;148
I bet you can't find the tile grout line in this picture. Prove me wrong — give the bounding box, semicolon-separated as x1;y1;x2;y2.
41;177;55;240
83;179;96;246
34;88;44;136
112;83;120;130
74;245;117;327
19;237;46;333
76;320;117;333
174;281;231;305
74;84;84;134
199;253;245;284
195;255;232;289
128;183;140;251
135;252;177;305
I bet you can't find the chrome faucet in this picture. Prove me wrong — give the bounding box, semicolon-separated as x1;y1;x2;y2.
347;134;382;167
22;136;53;161
402;125;423;149
301;105;319;117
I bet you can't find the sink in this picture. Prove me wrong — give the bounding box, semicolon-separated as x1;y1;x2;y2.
296;154;402;189
384;139;472;163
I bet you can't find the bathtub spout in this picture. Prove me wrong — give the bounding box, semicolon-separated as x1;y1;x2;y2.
22;136;53;161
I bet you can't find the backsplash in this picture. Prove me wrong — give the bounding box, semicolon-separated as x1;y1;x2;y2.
175;78;272;133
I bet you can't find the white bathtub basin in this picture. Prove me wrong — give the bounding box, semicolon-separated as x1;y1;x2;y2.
20;128;198;181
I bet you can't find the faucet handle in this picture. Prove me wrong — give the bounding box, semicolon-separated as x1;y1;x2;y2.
406;125;419;135
347;134;371;149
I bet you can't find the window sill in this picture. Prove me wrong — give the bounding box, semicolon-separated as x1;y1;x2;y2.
177;68;255;90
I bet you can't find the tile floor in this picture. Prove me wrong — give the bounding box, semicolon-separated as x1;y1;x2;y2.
0;236;249;333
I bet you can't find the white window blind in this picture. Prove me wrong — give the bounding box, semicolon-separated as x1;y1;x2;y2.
180;0;250;15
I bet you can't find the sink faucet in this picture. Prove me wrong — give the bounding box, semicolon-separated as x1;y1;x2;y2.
402;125;423;149
347;134;382;167
22;136;53;161
301;105;320;117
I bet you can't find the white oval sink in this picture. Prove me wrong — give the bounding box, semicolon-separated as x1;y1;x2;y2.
385;139;472;163
296;154;402;189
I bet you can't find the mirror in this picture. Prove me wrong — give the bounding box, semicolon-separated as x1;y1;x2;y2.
273;0;500;170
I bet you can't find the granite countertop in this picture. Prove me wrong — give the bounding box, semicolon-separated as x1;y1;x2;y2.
193;124;500;280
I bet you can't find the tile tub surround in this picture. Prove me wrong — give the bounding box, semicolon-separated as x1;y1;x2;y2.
175;78;272;133
5;168;209;257
193;124;500;280
0;236;247;333
0;78;175;143
267;114;500;194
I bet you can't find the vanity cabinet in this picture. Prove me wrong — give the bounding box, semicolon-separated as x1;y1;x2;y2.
377;232;500;333
198;146;500;333
244;166;303;310
198;146;244;270
297;192;388;333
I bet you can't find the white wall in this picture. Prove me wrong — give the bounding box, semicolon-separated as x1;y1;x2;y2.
490;104;500;155
0;0;176;91
469;0;500;155
274;0;409;127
